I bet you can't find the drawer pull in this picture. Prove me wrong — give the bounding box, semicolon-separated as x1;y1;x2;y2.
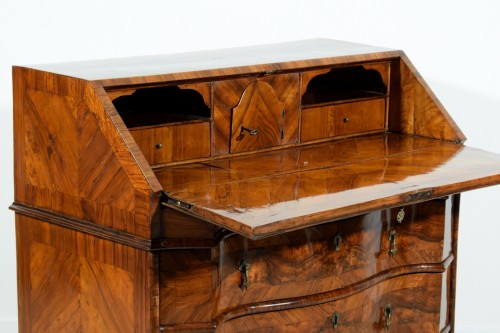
396;207;405;223
343;117;349;123
384;304;393;330
388;230;397;257
155;143;163;149
238;260;251;290
333;233;343;252
241;126;260;136
331;312;340;330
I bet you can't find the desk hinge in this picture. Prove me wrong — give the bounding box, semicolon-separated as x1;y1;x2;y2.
163;197;192;210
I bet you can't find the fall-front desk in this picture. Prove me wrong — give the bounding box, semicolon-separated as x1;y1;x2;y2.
11;39;500;332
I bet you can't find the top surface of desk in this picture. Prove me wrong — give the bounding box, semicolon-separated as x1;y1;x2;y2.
156;134;500;239
22;39;394;84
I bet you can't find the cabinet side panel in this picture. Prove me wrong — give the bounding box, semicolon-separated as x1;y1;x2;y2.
399;54;466;143
15;215;157;333
13;68;156;238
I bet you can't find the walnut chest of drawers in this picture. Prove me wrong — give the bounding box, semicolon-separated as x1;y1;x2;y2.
11;39;500;332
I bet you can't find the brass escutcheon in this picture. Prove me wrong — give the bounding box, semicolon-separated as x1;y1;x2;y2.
333;233;343;252
331;312;340;330
384;304;393;330
388;230;397;257
238;260;251;290
396;207;405;223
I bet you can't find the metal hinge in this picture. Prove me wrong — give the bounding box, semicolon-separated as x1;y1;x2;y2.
163;197;192;210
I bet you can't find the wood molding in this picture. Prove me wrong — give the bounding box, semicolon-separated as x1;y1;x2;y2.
10;202;152;251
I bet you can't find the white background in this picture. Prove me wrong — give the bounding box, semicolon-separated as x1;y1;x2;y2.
1;1;500;332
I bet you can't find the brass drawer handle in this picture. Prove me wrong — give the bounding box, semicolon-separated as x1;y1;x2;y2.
238;260;251;290
331;312;340;330
388;230;397;257
384;304;392;330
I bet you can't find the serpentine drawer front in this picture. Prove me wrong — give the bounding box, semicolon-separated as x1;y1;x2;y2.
216;273;445;333
11;39;500;332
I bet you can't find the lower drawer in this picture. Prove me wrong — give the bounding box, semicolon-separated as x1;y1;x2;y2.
216;272;446;332
213;198;452;315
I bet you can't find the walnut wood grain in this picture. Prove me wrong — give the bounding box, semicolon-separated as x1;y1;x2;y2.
213;73;299;156
216;270;448;332
158;133;500;239
13;67;161;239
15;215;158;333
301;98;386;141
12;39;499;333
212;198;450;316
230;80;284;153
388;56;466;143
25;39;398;85
130;121;211;165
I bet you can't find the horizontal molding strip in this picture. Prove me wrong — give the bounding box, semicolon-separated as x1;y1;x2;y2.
10;202;152;251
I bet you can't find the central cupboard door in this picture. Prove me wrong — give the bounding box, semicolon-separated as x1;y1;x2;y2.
212;74;299;155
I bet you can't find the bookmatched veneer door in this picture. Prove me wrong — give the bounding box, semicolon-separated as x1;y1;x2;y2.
213;74;299;155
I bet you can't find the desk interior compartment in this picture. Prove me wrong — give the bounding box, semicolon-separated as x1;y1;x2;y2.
109;83;212;165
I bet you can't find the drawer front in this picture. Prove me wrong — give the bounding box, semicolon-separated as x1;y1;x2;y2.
301;98;386;142
216;273;444;333
130;121;210;164
213;198;451;315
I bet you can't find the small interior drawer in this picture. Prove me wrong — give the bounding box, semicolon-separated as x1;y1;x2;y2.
129;121;210;165
301;98;386;142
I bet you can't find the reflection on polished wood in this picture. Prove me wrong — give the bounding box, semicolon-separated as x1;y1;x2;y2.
158;133;500;238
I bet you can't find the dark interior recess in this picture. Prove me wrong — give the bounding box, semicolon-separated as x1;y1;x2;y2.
302;66;387;105
112;86;210;128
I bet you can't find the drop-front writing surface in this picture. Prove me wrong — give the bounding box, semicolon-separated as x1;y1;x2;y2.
10;39;500;332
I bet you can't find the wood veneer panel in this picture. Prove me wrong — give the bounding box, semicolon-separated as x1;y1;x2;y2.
216;273;443;332
23;39;398;85
13;67;160;239
212;199;449;315
158;134;500;239
15;215;158;333
389;54;466;143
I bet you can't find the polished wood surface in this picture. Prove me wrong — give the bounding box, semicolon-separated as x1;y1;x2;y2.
25;39;394;83
12;39;500;332
158;133;500;238
301;98;386;141
212;199;451;315
217;273;445;332
15;215;158;333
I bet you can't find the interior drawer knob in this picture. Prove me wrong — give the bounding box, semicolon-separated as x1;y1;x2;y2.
343;117;349;123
